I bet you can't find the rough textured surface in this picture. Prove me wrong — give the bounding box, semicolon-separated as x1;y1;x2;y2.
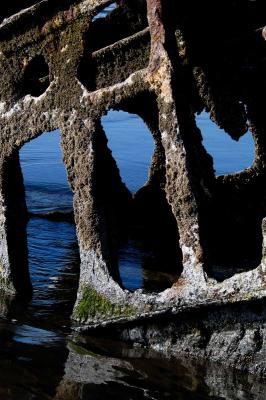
0;0;266;374
111;298;266;378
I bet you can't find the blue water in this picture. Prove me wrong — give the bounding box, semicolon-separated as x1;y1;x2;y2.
102;111;155;193
103;111;254;189
93;3;117;21
199;112;255;175
20;132;73;214
0;111;259;399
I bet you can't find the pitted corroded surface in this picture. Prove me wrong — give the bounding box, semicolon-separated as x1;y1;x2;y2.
0;0;266;372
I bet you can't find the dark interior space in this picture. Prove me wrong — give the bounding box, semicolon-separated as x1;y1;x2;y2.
22;55;50;97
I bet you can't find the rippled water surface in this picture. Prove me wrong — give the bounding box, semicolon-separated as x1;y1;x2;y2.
0;111;263;399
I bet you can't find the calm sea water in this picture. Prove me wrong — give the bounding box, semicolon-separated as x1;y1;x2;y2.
0;111;263;399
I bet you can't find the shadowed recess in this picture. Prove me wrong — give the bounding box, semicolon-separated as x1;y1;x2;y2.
196;113;261;281
88;0;148;53
2;150;32;295
22;55;50;98
77;0;150;91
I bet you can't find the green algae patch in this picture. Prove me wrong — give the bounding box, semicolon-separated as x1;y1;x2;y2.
74;286;136;322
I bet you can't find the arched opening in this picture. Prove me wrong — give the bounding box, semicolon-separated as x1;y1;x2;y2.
197;111;255;176
19;130;79;320
102;110;182;292
196;112;261;280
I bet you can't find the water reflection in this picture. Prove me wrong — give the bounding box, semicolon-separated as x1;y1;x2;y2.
119;239;178;292
0;255;74;399
1;286;266;400
0;308;67;399
53;337;266;400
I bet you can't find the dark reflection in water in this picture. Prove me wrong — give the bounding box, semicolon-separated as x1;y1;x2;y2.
0;113;263;399
1;319;266;400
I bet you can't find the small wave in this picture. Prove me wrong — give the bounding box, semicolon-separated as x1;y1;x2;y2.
29;210;74;223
